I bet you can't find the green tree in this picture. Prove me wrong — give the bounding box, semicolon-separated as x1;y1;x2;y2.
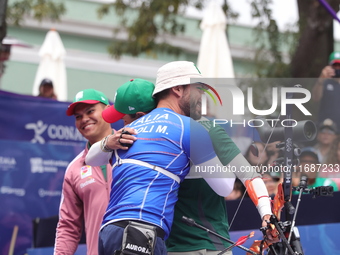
4;0;339;79
291;0;339;78
97;0;238;59
98;0;339;79
1;0;65;47
1;0;65;79
249;0;295;78
6;0;65;26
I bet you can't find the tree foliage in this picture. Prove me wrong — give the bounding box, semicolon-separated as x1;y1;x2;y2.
97;0;291;73
291;0;339;78
1;0;65;68
1;0;65;78
6;0;66;26
97;0;238;59
98;0;339;79
2;0;65;43
249;0;295;78
3;0;339;79
97;0;198;58
244;0;339;78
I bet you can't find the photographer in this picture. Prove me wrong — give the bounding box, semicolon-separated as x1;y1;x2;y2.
292;150;338;194
312;51;340;129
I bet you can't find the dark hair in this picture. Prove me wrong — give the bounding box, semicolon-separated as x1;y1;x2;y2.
127;109;154;120
153;85;190;103
299;150;319;163
40;78;53;87
127;113;137;119
153;88;171;103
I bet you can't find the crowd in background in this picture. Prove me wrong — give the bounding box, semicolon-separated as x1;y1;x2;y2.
227;117;340;200
225;51;340;200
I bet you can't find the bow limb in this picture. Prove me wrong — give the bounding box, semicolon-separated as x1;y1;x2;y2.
272;182;285;221
247;240;268;255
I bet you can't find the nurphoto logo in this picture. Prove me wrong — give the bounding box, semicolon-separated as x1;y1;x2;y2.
199;80;312;129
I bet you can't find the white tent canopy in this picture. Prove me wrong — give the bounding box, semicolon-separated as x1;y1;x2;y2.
197;1;235;78
197;3;248;152
32;29;67;101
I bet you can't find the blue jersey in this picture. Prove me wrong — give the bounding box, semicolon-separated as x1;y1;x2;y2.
102;108;217;239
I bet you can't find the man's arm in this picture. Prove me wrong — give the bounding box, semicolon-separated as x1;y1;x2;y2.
227;154;272;218
312;65;334;102
188;158;236;197
208;124;271;214
86;140;112;166
85;127;137;166
196;119;268;213
188;119;236;197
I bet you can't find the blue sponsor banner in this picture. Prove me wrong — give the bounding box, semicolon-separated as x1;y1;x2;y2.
0;139;83;255
0;90;123;255
0;90;123;145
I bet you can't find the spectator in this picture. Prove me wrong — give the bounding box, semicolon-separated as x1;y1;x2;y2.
307;119;338;164
293;150;338;193
37;78;57;99
320;136;340;189
312;51;340;129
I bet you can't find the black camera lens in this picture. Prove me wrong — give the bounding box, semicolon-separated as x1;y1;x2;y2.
255;118;317;143
304;121;316;140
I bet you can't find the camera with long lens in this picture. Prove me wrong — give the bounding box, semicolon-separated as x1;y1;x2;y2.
253;117;317;143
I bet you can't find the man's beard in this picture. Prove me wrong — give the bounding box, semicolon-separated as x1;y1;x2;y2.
179;96;202;120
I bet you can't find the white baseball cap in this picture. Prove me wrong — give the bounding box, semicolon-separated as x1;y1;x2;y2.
153;61;203;96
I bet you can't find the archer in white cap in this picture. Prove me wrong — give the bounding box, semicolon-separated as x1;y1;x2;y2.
152;61;208;120
153;62;276;253
97;61;274;255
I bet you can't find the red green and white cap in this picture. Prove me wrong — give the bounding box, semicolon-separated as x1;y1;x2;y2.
102;78;156;123
329;51;340;65
66;89;109;116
